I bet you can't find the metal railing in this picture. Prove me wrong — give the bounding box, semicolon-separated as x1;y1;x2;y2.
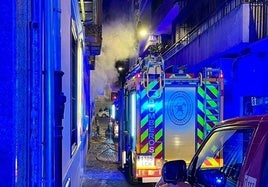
162;0;268;61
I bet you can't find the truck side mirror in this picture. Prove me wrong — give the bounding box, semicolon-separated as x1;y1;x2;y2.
162;160;187;185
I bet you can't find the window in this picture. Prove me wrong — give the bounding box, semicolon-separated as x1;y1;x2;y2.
188;127;254;187
71;21;78;155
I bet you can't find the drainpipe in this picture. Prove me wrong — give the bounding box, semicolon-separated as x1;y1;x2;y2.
44;0;55;186
54;71;65;187
52;0;62;186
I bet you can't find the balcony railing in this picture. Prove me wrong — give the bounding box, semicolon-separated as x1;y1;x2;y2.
162;0;268;61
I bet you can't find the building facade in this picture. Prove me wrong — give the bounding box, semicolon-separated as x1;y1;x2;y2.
0;0;102;186
135;0;268;119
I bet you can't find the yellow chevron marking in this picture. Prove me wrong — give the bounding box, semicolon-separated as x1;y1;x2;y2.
154;143;163;158
141;143;148;153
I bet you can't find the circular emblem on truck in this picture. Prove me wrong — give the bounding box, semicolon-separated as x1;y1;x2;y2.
168;91;193;126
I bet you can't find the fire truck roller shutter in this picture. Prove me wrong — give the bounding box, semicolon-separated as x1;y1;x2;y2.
164;86;196;163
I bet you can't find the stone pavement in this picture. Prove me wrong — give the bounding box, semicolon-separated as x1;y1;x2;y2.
81;117;155;187
81;117;129;187
93;138;118;163
89;117;118;163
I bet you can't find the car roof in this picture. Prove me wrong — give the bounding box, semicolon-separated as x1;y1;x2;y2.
216;114;268;129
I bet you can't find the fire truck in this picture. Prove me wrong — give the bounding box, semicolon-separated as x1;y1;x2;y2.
118;53;224;184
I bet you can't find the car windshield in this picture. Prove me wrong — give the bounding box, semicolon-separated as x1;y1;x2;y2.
189;127;254;187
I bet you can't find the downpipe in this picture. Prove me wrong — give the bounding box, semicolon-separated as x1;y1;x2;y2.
44;0;55;185
44;0;62;186
54;71;66;187
52;0;62;186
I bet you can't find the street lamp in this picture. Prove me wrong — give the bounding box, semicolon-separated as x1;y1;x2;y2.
137;21;149;40
138;27;148;39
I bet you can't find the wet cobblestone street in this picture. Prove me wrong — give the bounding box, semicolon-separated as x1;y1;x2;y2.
81;117;156;187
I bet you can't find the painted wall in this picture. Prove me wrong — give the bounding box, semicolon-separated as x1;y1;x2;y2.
61;0;88;186
0;1;17;186
220;48;268;118
61;0;89;186
61;0;72;182
0;0;89;186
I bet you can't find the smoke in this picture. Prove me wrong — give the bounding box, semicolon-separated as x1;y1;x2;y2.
90;19;137;102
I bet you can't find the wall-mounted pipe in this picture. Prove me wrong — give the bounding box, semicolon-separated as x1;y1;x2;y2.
44;0;55;186
52;0;62;186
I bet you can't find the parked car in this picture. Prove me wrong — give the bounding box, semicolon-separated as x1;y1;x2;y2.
156;115;268;187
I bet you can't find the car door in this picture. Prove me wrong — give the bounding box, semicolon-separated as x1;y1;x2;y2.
187;127;255;187
242;132;268;187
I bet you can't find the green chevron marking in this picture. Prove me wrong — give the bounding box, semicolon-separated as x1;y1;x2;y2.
155;129;163;142
141;116;148;128
141;129;148;142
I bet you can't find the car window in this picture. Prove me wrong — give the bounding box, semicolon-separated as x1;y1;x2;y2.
189;128;254;187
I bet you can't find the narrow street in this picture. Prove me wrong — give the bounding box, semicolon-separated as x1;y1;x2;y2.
81;117;156;187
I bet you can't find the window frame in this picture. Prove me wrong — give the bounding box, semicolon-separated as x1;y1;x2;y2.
70;19;78;156
188;125;256;186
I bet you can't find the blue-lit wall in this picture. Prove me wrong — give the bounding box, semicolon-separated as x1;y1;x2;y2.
0;1;41;186
234;54;268;96
191;46;268;119
223;48;268;118
0;1;16;186
0;0;91;186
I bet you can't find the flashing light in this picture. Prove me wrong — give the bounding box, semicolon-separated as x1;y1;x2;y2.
219;71;224;79
131;93;136;138
216;176;224;184
111;104;116;119
111;91;118;101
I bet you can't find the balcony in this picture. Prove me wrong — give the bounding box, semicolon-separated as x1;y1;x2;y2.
79;0;102;66
162;0;268;68
84;23;102;55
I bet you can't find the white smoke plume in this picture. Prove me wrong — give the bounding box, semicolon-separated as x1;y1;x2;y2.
90;19;137;102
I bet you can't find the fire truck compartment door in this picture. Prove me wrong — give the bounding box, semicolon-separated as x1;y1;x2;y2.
164;86;196;163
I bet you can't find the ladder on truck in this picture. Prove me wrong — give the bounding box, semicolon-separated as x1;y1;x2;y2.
201;68;224;137
142;55;165;98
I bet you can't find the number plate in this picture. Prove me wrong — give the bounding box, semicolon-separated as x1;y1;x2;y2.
136;155;155;169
